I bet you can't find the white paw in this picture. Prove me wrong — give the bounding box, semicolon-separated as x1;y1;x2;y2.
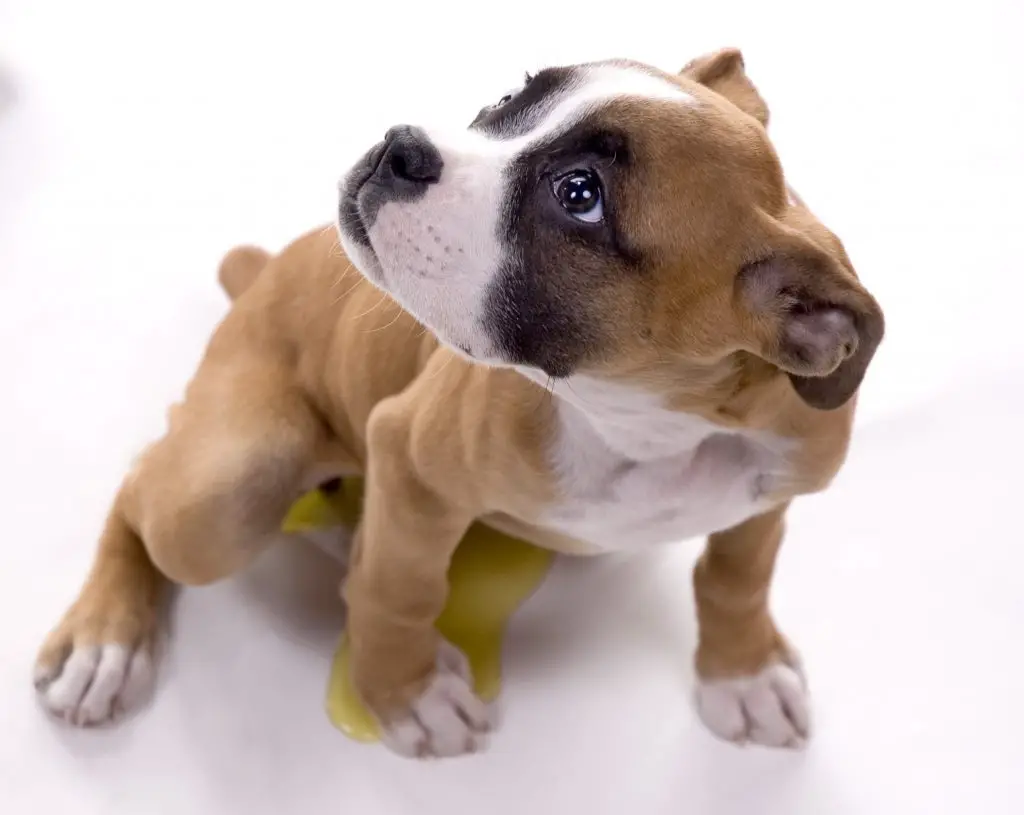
34;642;154;727
380;640;495;759
696;660;810;748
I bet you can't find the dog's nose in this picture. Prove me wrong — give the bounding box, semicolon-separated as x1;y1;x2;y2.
372;125;443;189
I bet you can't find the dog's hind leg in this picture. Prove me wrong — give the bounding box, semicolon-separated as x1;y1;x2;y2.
34;345;341;726
34;494;165;726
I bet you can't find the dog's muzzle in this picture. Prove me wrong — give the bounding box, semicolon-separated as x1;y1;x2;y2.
339;125;444;247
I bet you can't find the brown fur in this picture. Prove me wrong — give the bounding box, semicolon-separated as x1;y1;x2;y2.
36;49;882;741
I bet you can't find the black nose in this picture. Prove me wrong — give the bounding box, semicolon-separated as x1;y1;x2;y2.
373;125;443;188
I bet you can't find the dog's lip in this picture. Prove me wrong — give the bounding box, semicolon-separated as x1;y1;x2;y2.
350;141;388;199
366;141;387;177
338;190;371;249
338;147;384;251
339;141;390;248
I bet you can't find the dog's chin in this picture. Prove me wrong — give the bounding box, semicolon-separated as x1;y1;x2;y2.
336;225;384;287
448;341;572;378
431;331;507;369
400;316;512;371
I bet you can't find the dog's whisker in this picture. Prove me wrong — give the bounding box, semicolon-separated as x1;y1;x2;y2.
331;262;357;290
334;215;364;230
563;380;600;410
331;269;373;305
424;351;456;381
351;292;391;321
364;308;405;334
529;374;556;413
404;319;427;342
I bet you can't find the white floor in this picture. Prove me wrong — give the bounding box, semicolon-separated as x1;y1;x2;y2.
2;1;1024;813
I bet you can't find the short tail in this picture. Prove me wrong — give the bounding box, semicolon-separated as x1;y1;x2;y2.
217;245;272;301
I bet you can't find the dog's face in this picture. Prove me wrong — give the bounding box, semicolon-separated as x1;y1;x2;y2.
338;49;883;410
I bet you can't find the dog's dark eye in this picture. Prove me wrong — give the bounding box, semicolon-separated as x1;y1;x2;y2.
495;92;514;107
553;170;604;223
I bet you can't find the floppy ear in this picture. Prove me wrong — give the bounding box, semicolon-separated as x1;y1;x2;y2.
681;47;769;126
736;232;885;410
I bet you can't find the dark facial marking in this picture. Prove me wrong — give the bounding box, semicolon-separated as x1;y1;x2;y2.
338;143;383;247
500;123;634;254
470;67;578;139
481;112;642;377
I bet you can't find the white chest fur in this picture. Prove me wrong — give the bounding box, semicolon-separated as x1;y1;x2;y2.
533;376;790;552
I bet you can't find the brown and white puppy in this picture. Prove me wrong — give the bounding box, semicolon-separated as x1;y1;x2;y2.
33;49;883;758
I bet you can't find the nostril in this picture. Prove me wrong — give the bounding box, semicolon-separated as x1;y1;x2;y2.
389;153;409;180
390;146;436;183
380;125;443;185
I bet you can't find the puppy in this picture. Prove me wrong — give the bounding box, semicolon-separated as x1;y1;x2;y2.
34;48;883;758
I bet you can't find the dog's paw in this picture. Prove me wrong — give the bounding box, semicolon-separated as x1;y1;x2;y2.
34;624;155;727
380;640;495;759
695;660;810;748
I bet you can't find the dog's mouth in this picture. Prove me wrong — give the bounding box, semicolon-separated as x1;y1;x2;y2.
338;142;388;250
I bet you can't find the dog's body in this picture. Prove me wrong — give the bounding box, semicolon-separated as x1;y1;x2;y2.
34;49;883;758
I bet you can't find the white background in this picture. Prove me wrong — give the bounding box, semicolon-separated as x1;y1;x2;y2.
2;1;1023;812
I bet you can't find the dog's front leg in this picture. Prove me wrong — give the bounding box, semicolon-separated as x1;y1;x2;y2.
691;504;811;748
343;398;492;759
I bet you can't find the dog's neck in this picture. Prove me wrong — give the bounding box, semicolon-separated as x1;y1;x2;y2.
516;359;761;462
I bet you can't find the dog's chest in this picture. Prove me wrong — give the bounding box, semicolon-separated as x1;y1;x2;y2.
538;383;787;551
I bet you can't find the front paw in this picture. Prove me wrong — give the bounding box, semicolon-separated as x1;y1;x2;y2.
379;640;496;759
695;654;810;749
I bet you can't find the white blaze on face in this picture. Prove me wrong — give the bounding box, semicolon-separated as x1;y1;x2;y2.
345;63;693;362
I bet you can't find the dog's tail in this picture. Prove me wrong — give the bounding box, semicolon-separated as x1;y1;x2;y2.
217;245;272;301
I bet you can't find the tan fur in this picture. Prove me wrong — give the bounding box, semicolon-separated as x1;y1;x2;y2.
35;49;882;745
38;226;560;717
693;503;791;677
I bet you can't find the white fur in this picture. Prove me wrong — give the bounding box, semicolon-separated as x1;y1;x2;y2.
528;373;790;552
340;63;694;362
338;62;789;550
380;640;495;758
35;642;154;726
695;660;810;748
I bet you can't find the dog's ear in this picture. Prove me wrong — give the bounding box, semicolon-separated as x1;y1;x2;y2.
736;229;884;410
681;48;769;126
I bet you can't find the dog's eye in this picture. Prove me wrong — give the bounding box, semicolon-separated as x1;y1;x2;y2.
553;170;604;223
495;92;514;107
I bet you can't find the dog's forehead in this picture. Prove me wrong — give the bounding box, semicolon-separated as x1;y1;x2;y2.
440;63;694;159
486;63;692;141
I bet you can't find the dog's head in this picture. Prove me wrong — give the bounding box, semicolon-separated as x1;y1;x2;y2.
337;48;883;411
